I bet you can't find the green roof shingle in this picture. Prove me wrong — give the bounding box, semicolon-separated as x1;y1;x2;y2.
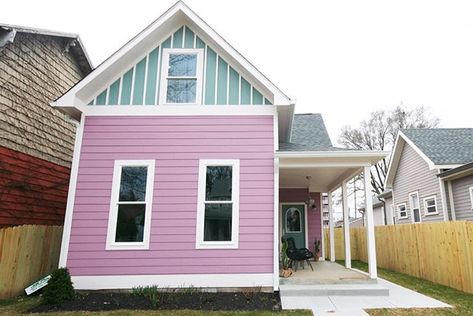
402;128;473;165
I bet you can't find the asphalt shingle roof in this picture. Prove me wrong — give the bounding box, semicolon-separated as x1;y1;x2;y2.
402;128;473;165
279;113;346;152
291;113;333;147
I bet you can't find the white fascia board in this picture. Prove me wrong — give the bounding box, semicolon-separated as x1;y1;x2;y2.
275;150;389;159
385;131;437;188
398;130;436;169
54;1;292;108
384;133;403;189
80;104;277;116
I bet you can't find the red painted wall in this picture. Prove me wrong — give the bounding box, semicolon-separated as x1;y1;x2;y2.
0;146;70;227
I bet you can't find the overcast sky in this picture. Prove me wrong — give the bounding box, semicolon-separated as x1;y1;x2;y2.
2;0;473;143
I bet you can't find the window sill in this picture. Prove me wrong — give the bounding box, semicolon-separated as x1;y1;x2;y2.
106;242;150;251
195;241;238;249
424;211;439;216
398;216;408;220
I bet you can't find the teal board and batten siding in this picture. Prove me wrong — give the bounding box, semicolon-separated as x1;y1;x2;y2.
89;26;272;106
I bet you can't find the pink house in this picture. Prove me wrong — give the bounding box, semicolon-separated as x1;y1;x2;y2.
53;1;387;291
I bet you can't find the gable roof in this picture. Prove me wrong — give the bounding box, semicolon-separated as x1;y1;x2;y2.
0;23;93;75
385;128;473;188
401;129;473;165
52;1;293;118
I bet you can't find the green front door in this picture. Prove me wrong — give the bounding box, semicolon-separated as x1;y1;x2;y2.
282;204;306;249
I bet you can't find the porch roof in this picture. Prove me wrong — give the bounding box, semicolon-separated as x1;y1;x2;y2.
276;150;388;192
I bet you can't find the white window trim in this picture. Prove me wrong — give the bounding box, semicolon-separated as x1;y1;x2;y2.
408;191;421;223
106;160;155;250
196;159;240;249
397;203;408;219
469;186;473;210
423;195;439;216
159;48;204;105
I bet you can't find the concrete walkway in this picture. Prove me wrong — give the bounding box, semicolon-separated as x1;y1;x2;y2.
281;271;451;315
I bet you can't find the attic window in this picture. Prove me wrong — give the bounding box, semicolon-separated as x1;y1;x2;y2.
159;48;204;104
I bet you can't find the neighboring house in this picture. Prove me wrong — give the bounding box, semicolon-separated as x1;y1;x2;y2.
0;24;92;227
385;129;473;224
358;190;393;226
438;162;473;221
53;2;386;291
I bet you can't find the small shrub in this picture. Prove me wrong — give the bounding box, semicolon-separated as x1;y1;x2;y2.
43;268;74;305
131;285;160;307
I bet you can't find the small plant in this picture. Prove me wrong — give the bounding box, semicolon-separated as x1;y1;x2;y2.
242;286;263;300
281;239;290;269
314;238;321;260
132;285;160;307
42;268;75;305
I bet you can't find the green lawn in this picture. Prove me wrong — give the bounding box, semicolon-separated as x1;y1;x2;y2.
337;260;473;315
0;296;311;316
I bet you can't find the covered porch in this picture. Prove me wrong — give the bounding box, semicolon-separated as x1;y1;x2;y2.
275;150;388;285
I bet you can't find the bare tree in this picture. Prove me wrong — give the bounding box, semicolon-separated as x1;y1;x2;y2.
338;105;440;195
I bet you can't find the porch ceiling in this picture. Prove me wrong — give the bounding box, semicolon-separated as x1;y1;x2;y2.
277;150;389;192
280;166;360;192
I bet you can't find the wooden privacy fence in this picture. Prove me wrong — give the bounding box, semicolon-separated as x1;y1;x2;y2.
324;221;473;294
0;225;63;299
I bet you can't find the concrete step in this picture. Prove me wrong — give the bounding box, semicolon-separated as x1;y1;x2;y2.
280;277;378;285
280;284;390;297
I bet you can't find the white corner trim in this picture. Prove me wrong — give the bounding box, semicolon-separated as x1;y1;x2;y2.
82;105;277;116
72;273;274;290
273;157;279;291
469;186;473;210
106;160;155;250
195;159;240;249
59;116;85;268
158;48;204;105
437;172;449;221
447;181;456;220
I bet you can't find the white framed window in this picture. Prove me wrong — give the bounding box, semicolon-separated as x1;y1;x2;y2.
397;203;408;219
469;187;473;210
159;48;204;105
196;159;240;249
106;160;155;250
423;195;438;215
409;191;421;223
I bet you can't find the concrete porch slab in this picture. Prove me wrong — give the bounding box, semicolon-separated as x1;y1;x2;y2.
281;261;374;285
280;272;451;315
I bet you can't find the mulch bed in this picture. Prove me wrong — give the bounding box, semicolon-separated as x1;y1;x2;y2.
29;291;282;313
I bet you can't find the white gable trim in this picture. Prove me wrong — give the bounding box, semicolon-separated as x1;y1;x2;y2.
53;1;292;111
385;131;437;188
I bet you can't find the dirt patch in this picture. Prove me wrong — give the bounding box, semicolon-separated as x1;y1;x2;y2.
29;291;282;313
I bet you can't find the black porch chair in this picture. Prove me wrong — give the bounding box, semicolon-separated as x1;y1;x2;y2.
282;236;314;271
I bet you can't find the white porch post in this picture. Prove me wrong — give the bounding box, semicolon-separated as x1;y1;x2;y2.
342;180;351;269
328;190;335;262
364;166;377;279
320;193;325;260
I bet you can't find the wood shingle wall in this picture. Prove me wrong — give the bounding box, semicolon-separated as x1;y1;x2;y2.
0;32;84;167
0;31;88;227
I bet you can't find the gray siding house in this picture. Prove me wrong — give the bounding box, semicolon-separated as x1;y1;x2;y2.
385;129;473;224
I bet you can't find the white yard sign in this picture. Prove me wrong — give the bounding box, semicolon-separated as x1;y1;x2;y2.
25;275;51;295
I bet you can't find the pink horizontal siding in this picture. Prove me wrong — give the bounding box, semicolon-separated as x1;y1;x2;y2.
68;115;274;276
